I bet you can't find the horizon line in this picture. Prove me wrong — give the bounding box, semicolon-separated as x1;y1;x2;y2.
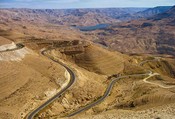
0;5;173;10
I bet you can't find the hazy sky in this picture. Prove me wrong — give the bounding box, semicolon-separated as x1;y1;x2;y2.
0;0;174;9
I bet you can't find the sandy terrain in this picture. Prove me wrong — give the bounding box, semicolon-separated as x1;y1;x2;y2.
71;103;175;119
0;47;67;119
0;36;12;45
0;7;174;119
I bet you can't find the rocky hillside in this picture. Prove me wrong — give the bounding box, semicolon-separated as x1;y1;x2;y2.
1;7;172;27
116;6;172;21
151;5;175;22
0;6;175;119
0;8;146;26
135;6;172;18
89;5;175;56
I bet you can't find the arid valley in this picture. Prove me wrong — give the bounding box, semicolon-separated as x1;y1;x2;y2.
0;1;175;119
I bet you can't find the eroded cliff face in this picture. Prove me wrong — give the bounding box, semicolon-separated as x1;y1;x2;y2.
156;31;175;56
50;42;125;75
88;6;175;56
91;25;174;56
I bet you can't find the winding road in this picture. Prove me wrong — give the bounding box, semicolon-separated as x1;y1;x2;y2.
143;73;175;89
140;59;175;88
67;71;152;117
1;41;174;118
67;58;174;117
26;48;76;119
0;41;76;119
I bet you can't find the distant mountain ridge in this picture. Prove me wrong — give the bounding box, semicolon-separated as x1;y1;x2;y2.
0;6;172;26
136;6;172;18
0;8;146;26
0;6;173;27
116;6;172;21
150;6;175;21
90;5;175;56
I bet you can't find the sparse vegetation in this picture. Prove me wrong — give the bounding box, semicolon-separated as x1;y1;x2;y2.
0;5;175;119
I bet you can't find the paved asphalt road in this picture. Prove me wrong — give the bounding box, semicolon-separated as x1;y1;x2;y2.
0;41;160;118
0;41;76;119
26;48;76;119
67;59;161;117
26;46;154;118
67;71;151;117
